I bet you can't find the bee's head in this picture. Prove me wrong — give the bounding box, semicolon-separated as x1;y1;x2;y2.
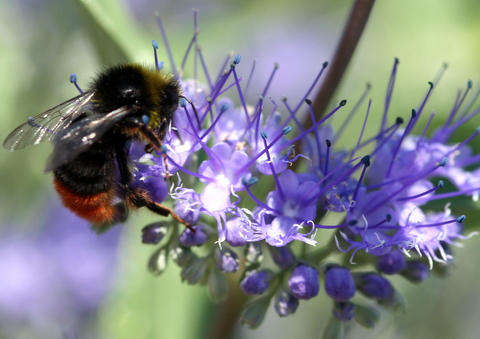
92;64;151;113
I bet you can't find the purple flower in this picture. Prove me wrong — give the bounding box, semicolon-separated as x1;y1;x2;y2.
133;44;479;332
251;118;296;175
213;98;249;144
198;142;251;197
249;212;317;247
174;199;201;225
224;215;253;246
116;18;480;330
252;170;319;246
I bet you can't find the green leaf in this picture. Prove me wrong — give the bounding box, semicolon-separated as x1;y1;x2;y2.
354;304;380;329
239;296;271;329
76;0;148;64
322;316;345;339
147;246;169;276
207;267;229;303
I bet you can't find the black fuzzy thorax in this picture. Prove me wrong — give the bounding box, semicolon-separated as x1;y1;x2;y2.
53;133;120;196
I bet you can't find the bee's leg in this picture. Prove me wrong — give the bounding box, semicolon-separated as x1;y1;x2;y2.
143;141;171;179
115;141;189;227
138;125;172;178
144;143;154;153
125;187;191;228
123;117;172;178
159;149;172;179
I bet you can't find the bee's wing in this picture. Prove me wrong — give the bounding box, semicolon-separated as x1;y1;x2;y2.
2;92;95;151
45;106;132;172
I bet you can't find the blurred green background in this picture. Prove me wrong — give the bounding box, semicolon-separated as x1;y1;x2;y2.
1;0;480;338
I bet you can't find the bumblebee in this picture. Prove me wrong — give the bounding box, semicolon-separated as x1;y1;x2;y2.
3;63;189;230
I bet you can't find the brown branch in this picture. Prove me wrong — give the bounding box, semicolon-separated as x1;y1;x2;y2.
307;0;376;127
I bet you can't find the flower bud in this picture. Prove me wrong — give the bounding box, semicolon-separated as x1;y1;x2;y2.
268;245;296;269
245;242;263;264
214;247;239;272
179;225;208;247
288;264;319;300
240;268;274;295
400;260;429;283
141;222;169;244
273;287;299;317
332;301;355;321
324;265;355;301
169;245;193;266
355;273;393;299
377;250;406;275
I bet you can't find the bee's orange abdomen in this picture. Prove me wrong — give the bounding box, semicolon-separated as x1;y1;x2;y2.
53;177;118;224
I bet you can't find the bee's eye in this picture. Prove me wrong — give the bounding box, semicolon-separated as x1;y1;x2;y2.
142;115;150;125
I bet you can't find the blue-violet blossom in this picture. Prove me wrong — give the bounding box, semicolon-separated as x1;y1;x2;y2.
83;18;480;332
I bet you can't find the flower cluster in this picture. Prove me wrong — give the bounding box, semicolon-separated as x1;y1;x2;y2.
129;29;479;333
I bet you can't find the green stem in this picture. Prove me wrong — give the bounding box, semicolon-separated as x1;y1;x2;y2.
209;267;248;339
306;0;376;127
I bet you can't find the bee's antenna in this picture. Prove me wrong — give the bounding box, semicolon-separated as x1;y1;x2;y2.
180;96;201;129
152;40;164;71
70;73;84;94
